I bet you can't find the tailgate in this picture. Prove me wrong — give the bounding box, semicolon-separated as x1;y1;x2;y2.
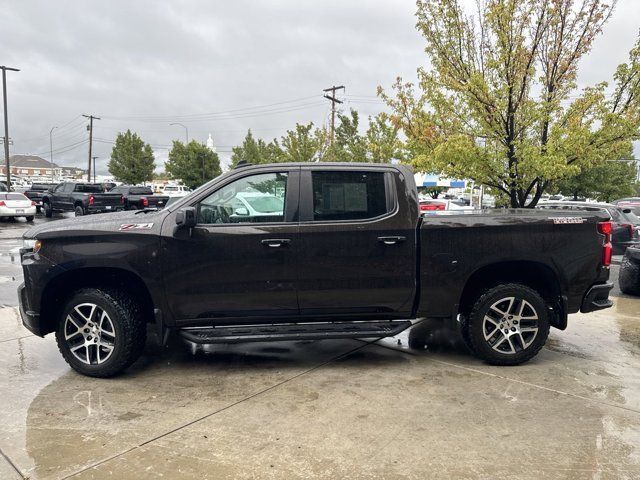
147;195;169;208
91;193;123;207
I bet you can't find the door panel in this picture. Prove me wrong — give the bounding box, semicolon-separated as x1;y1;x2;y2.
161;169;300;322
297;168;417;317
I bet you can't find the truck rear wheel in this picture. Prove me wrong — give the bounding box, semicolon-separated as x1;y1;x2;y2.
74;205;85;216
467;283;550;366
43;202;52;218
55;288;146;377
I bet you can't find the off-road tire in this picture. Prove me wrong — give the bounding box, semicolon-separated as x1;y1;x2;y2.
467;283;550;366
43;201;52;218
74;205;85;217
55;288;147;377
619;250;640;296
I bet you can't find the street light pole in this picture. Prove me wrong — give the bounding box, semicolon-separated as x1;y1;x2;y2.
49;126;57;179
1;66;19;190
170;123;188;143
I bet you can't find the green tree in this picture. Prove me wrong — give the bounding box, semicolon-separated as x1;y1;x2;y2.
380;0;640;207
365;113;405;163
325;110;367;162
230;130;283;167
279;123;323;162
108;130;155;184
165;140;221;189
555;158;638;202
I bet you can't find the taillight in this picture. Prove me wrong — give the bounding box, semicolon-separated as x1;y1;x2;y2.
621;223;635;239
421;203;446;211
88;195;95;206
142;197;149;207
31;201;36;206
120;195;124;204
598;221;613;266
0;201;5;207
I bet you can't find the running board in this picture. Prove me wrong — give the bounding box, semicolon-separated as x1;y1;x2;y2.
178;320;413;344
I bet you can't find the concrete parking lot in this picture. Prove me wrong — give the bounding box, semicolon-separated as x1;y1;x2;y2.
1;218;639;479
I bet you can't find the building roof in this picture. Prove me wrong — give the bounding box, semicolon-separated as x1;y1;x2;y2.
9;155;58;169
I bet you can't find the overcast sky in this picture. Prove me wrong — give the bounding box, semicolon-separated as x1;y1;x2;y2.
1;0;639;174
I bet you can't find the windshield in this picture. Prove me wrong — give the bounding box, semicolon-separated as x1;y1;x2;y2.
164;186;178;191
131;187;153;195
74;184;103;193
0;193;27;200
244;195;284;213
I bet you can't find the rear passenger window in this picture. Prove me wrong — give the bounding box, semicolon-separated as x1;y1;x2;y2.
311;171;387;221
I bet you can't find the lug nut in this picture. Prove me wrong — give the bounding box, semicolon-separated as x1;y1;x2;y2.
511;327;516;332
513;320;518;325
84;328;89;333
504;329;509;333
87;335;92;340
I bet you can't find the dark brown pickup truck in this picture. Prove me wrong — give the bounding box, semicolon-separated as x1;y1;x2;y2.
19;163;613;377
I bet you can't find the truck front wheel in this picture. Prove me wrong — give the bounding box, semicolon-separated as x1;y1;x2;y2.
55;288;146;377
467;283;550;366
43;202;53;218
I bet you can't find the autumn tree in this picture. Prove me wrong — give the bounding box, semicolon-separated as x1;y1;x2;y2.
108;130;155;185
165;140;221;189
365;113;406;163
380;0;640;207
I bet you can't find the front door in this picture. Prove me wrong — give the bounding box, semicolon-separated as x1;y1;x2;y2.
296;168;417;318
161;169;300;322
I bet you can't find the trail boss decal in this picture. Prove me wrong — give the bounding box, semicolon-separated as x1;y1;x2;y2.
119;223;154;231
549;217;586;224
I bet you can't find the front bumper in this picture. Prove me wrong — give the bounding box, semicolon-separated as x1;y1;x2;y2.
18;282;43;336
580;282;614;313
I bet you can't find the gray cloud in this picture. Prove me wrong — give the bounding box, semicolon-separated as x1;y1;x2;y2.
1;0;638;174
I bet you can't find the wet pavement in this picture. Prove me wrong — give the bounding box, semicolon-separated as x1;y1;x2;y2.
1;218;639;479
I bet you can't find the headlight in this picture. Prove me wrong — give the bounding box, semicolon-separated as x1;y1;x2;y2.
22;238;42;253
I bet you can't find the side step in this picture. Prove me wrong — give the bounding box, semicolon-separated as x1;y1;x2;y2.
178;320;413;344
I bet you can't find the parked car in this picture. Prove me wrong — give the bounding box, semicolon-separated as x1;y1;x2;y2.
0;192;36;221
109;185;169;210
161;184;191;198
23;183;57;213
19;163;613;377
0;182;7;192
419;199;472;213
614;197;640;216
619;246;640;296
41;182;124;217
537;201;639;254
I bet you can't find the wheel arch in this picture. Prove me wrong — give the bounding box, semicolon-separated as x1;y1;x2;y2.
39;267;155;336
458;260;565;328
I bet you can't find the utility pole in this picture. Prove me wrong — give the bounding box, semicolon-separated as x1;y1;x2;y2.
83;114;100;182
323;85;344;146
92;156;98;183
49;126;57;183
1;66;19;190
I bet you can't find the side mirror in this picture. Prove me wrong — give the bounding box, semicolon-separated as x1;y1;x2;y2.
234;207;249;216
175;207;197;228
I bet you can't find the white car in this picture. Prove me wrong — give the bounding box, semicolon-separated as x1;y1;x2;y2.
231;192;284;218
162;185;192;198
0;193;37;221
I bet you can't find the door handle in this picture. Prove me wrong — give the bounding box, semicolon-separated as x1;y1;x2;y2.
378;236;406;245
261;238;291;248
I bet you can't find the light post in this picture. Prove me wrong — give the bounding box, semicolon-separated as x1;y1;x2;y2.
49;126;57;181
1;65;19;190
170;123;188;143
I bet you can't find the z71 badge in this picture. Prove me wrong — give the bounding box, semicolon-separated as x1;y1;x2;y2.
119;223;154;231
549;217;586;224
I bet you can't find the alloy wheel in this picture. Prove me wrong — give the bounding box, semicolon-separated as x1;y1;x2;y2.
482;296;539;354
64;303;116;365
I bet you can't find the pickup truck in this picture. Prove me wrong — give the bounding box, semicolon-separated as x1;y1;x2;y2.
109;185;170;210
18;163;614;377
23;183;57;213
42;182;124;217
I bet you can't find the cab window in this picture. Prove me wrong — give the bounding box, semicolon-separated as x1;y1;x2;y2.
197;172;288;224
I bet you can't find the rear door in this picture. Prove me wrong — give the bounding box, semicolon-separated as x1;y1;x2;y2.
296;166;417;318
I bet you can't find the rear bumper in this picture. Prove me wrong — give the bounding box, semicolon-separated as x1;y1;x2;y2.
580;282;614;313
86;206;123;214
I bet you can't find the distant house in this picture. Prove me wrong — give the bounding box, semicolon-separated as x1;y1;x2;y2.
0;155;86;179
